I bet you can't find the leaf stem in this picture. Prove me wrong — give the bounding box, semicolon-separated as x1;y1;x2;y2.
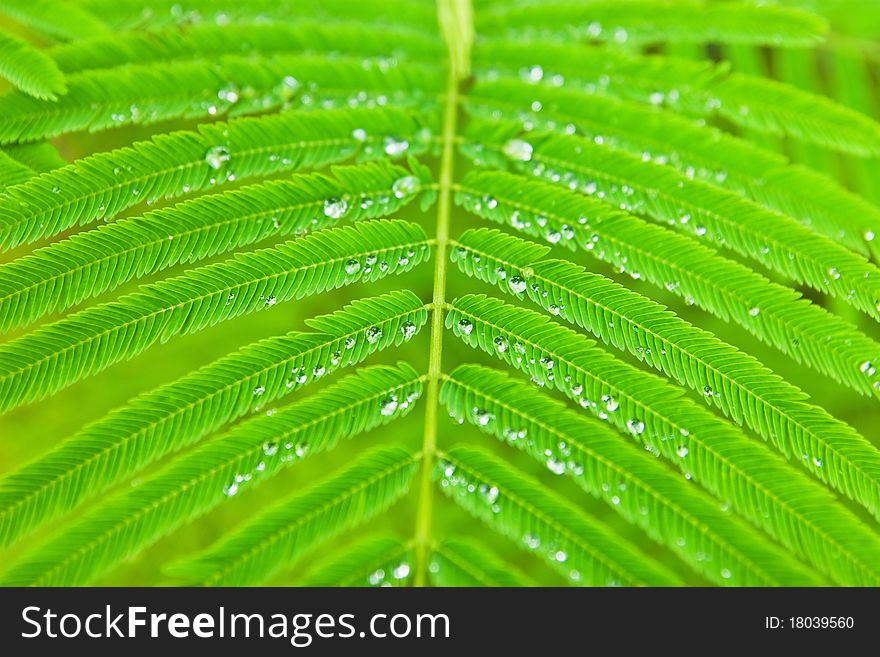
413;0;471;587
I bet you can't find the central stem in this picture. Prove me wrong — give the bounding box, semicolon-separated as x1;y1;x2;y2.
413;0;470;587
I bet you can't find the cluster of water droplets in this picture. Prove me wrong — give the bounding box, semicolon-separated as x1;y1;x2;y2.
380;390;421;418
367;562;411;587
436;459;503;517
222;439;310;498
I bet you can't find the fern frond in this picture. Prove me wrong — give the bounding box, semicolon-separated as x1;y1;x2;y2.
0;220;428;413
0;162;427;331
452;228;880;518
429;537;535;587
73;0;438;33
466;79;880;257
0;106;434;251
707;71;880;157
455;171;880;399
0;0;109;40
51;22;442;74
473;40;722;108
442;364;824;586
446;295;880;586
0;291;427;548
167;446;418;586
303;536;414;587
475;125;880;319
436;445;682;586
0;364;423;586
0;55;440;143
480;1;827;46
0;30;66;101
471;41;880;156
0;149;35;187
1;141;66;173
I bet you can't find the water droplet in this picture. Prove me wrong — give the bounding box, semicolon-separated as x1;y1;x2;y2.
384;136;409;156
828;267;841;280
865;230;875;242
503;138;534;162
602;395;618;412
345;259;361;275
324;197;349;219
494;336;508;353
253;386;265;396
721;568;732;580
458;319;474;335
749;307;760;317
392;563;410;580
392;175;419;199
366;326;382;344
554;550;567;562
677;445;689;458
703;386;714;398
205;145;230;170
218;84;239;104
508;276;527;294
352;128;367;142
263;441;278;456
401;321;417;340
626;419;645;435
473;408;494;426
380;395;399;416
223;483;239;496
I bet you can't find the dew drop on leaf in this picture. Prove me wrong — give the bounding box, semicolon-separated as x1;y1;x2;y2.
205;145;230;170
383;136;409;156
401;321;417;341
324;197;349;219
380;395;399;416
365;326;382;344
503;138;534;162
392;175;419;199
508;276;527;294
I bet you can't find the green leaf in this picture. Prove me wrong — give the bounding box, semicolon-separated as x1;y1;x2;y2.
51;21;441;74
0;148;36;187
452;227;880;520
471;40;880;156
436;445;683;586
302;535;414;587
429;537;536;587
0;291;428;547
480;1;828;46
0;0;110;40
442;364;824;586
446;294;880;586
1;141;66;172
75;0;438;33
475;124;880;320
167;445;418;586
0;363;423;586
0;55;441;142
0;30;66;101
0;105;435;250
0;162;427;331
0;219;429;413
455;170;880;400
466;79;880;258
